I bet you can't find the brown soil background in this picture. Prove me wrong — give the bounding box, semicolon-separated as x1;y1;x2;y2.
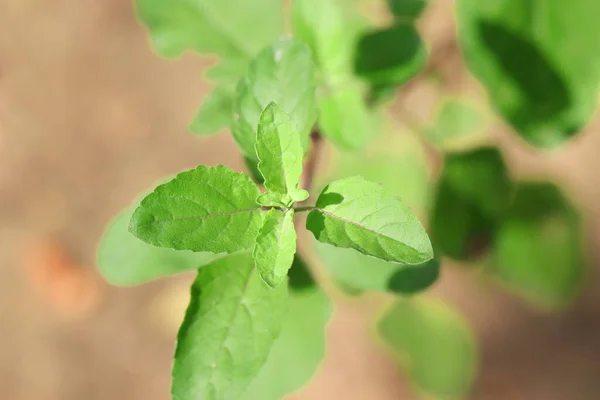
1;1;600;399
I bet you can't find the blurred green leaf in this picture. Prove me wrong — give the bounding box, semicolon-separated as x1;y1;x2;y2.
293;0;361;86
378;299;477;399
294;0;374;150
173;252;287;400
386;0;428;20
492;182;585;308
189;86;234;136
136;0;282;61
241;256;331;400
456;0;600;147
136;0;284;136
316;242;438;295
425;99;487;151
97;204;226;286
318;85;373;149
430;147;513;261
233;39;317;159
355;24;427;87
129;165;263;254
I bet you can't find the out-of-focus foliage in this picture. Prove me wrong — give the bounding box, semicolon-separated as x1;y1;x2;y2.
425;99;487;151
378;298;477;399
430;148;513;261
492;182;585;308
457;0;600;147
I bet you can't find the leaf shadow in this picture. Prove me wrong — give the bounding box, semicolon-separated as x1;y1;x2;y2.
306;191;344;240
288;254;315;292
387;258;440;295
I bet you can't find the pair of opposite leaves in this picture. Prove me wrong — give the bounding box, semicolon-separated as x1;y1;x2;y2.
129;102;434;288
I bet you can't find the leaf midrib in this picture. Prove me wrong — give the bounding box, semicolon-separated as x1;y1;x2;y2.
314;208;426;257
145;207;263;226
205;266;256;391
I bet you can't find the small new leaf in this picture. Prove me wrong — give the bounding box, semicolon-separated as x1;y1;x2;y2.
129;165;263;254
253;209;297;288
306;176;433;264
172;252;287;400
232;39;317;159
255;102;309;206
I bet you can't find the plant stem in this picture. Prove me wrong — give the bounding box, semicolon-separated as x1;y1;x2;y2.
293;205;316;213
301;128;323;194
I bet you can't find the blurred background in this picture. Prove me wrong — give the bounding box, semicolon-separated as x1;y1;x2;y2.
1;0;600;399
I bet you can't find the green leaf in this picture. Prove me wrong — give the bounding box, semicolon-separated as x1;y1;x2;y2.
244;156;264;185
172;252;287;400
190;86;234;136
316;242;438;295
456;0;600;147
255;103;309;206
430;147;512;261
293;0;375;150
293;0;360;86
321;131;432;217
97;204;226;286
253;209;297;288
241;256;331;400
136;0;284;136
136;0;283;61
386;0;428;20
318;85;372;150
355;24;427;87
378;299;477;399
492;182;585;308
232;39;318;159
306;176;433;264
425;98;487;151
129;165;263;254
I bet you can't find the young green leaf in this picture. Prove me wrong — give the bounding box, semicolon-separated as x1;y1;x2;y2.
255;103;309;206
456;0;600;147
493;183;585;308
318;86;372;150
172;252;287;400
378;299;477;399
136;0;283;61
241;256;331;400
355;25;427;87
253;209;297;288
190;86;235;136
306;176;433;264
129;165;263;254
97;204;226;286
232;39;317;159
